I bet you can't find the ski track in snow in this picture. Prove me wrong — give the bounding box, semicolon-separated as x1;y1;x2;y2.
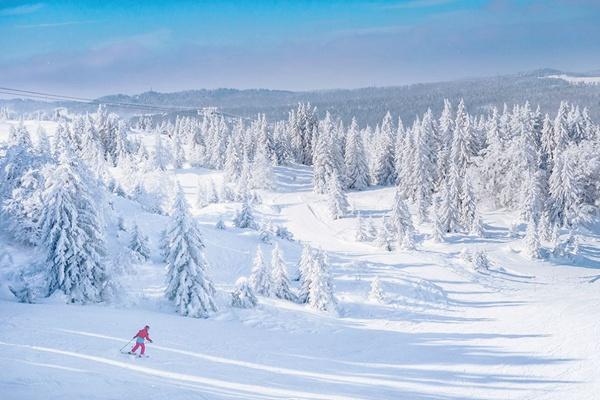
1;120;600;399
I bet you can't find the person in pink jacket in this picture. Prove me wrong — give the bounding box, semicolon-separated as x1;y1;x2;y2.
129;325;153;356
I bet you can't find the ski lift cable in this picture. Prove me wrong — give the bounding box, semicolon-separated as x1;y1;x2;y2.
0;86;255;121
0;90;169;113
0;87;197;113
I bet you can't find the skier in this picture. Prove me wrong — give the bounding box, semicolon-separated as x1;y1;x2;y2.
129;325;153;357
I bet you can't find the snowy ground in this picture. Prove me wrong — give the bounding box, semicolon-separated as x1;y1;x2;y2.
545;74;600;86
2;120;600;399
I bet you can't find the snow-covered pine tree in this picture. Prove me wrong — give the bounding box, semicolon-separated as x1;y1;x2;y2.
206;179;219;204
436;99;453;184
389;187;416;249
432;196;446;243
249;246;272;297
548;148;581;229
129;223;151;262
307;249;337;312
223;139;242;184
451;99;475;176
233;197;257;229
472;250;491;272
36;126;52;156
236;153;252;200
459;178;476;232
521;170;547;224
393;117;406;183
312;112;340;194
438;176;458;233
39;152;107;303
215;217;226;230
152;130;170;171
172;126;185;169
297;243;314;299
113;121;130;166
164;186;217;318
270;244;296;301
326;172;349;219
231;277;258;308
195;180;207;208
344;117;370;190
355;212;371;242
376;217;394;252
412;110;436;222
553;101;570;160
369;276;385;303
470;211;485;237
372;112;396;186
252;146;275;190
3;168;45;246
524;216;542;259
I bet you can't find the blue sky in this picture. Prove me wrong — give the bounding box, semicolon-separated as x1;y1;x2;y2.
1;0;600;96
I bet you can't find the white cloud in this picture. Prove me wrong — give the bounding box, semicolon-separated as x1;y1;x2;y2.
381;0;456;9
16;19;100;28
0;2;44;16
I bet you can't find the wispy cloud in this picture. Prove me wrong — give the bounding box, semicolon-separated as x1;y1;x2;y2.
0;2;44;17
16;19;101;29
381;0;457;9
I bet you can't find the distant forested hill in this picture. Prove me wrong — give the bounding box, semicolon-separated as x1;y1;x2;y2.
3;69;600;125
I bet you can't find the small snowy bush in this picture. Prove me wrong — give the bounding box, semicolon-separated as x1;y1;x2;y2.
231;277;258;308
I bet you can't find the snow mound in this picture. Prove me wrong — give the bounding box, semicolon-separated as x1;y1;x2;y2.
390;276;448;307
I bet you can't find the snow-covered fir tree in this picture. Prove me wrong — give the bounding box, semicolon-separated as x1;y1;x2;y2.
270;244;296;301
326;172;349;219
206;179;219;204
471;250;491;272
355;212;371;242
344;117;370;190
195;180;207;208
252;147;275;190
459;178;477;232
376;217;394;252
297;243;314;299
3;167;46;246
249;246;272;296
164;186;217;318
152;130;171;171
389;188;416;249
411;111;436;221
223;139;242;184
233;198;257;229
432;197;446;243
39;152;107;303
215;217;226;230
307;249;337;312
129;223;151;262
524;216;542;259
372;112;396;186
312;112;341;194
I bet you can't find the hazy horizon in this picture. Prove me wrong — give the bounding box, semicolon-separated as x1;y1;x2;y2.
1;0;600;98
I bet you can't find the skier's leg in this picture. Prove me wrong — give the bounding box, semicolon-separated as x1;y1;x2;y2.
140;343;145;355
131;343;140;353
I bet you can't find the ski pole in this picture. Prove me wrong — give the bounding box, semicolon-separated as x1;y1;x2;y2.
120;338;134;352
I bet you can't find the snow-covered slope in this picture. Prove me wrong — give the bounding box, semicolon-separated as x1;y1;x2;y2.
546;74;600;86
2;121;600;400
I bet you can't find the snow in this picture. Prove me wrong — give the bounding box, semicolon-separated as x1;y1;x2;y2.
2;120;600;399
546;74;600;86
